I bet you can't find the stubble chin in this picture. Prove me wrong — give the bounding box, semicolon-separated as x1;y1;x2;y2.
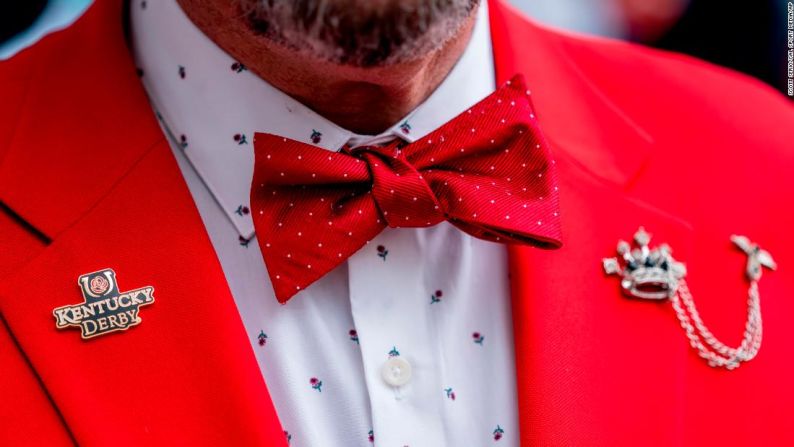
238;0;480;67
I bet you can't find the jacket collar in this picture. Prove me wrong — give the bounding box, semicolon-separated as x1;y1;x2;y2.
0;0;163;240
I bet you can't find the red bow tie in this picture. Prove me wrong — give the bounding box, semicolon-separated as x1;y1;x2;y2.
251;74;562;302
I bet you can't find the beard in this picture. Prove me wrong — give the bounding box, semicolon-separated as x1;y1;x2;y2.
238;0;480;67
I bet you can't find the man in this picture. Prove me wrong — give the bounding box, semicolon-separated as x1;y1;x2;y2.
0;0;791;445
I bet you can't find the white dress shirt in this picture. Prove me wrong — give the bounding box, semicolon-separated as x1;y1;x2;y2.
131;1;518;445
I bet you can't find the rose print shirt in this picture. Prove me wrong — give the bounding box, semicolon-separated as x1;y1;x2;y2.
131;1;519;445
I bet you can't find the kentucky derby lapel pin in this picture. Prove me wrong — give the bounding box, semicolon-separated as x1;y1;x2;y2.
603;227;776;370
53;268;155;340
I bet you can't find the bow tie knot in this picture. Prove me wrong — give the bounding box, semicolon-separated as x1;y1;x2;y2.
352;142;446;228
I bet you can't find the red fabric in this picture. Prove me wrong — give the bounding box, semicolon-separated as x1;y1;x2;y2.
0;0;792;445
0;2;286;445
0;0;164;239
251;75;561;302
0;304;72;447
489;2;794;446
0;142;288;446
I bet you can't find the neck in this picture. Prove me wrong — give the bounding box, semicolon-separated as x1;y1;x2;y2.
176;1;478;135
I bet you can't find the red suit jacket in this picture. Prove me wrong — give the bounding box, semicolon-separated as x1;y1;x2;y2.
1;0;792;445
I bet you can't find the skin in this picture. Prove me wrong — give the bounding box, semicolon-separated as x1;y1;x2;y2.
176;0;478;135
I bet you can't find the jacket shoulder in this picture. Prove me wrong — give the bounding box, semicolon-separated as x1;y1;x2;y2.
549;26;793;153
527;23;793;182
0;34;46;162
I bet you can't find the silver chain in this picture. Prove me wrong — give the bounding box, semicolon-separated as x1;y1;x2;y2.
604;231;775;370
670;280;762;370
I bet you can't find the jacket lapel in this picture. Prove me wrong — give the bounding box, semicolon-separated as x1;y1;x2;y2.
0;0;161;239
508;155;694;444
0;140;286;445
0;0;286;444
489;1;695;444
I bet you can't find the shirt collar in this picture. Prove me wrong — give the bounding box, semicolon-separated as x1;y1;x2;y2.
131;1;495;239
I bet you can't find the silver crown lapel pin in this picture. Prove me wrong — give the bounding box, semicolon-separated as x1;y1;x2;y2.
603;227;776;370
602;227;687;300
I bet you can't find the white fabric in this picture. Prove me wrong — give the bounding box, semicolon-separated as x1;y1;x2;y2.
131;1;519;445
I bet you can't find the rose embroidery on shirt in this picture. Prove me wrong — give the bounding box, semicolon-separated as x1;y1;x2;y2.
235;205;250;216
472;332;485;345
310;377;323;392
399;121;411;134
493;425;505;441
231;61;246;73
178;65;185;79
431;289;443;304
368;430;374;443
349;329;359;344
238;235;253;248
444;387;456;401
233;133;248;145
179;134;188;149
388;346;400;357
284;430;292;444
257;330;268;346
377;245;388;261
310;129;322;144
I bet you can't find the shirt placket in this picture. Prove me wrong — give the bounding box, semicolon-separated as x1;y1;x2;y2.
347;228;447;447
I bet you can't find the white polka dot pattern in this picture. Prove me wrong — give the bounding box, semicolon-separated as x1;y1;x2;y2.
251;75;562;302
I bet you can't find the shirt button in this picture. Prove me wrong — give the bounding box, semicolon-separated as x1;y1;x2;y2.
381;357;412;387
